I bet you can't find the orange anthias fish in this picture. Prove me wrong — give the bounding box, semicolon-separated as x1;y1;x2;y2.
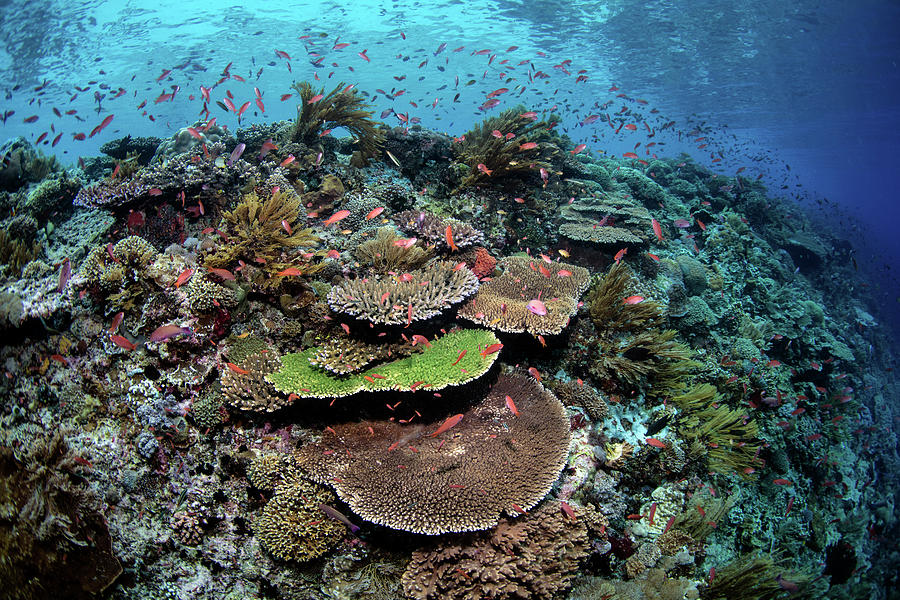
276;267;304;277
527;366;541;382
427;413;464;437
645;437;667;448
110;334;137;351
623;295;644;305
651;218;664;242
322;209;351;226
365;206;385;220
174;268;194;288
445;225;458;252
226;362;250;375
614;248;627;263
477;163;493;176
480;343;503;357
505;395;519;416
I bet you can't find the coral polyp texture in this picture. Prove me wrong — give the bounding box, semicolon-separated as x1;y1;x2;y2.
293;373;570;534
458;255;590;335
326;260;479;325
266;328;501;398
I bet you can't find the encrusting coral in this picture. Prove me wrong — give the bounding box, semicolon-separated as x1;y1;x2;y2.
401;501;590;600
326;260;479;325
458;255;590;335
266;328;501;398
452;106;561;189
288;80;385;164
293;373;570;534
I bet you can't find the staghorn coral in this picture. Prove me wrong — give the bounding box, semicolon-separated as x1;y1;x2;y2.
326;260;478;325
394;210;485;251
458;255;590;335
401;500;589;600
266;328;500;399
203;189;321;290
293;373;570;534
0;429;122;600
452;106;560;189
353;226;433;273
221;350;292;413
289;80;385;163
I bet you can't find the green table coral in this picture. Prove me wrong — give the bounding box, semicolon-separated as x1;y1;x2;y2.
267;328;501;398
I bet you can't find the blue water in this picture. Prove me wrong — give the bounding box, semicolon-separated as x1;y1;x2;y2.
3;0;899;333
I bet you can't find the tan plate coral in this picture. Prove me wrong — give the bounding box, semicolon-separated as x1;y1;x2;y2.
293;373;571;534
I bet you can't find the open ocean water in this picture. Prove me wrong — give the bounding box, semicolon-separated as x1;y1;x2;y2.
0;1;897;599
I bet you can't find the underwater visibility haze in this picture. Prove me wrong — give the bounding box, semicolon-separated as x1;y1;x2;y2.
0;0;898;598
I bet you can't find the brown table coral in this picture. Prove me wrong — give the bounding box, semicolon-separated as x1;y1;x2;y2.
292;373;570;534
458;255;590;335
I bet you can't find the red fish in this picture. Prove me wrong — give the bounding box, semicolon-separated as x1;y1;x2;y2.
226;362;250;375
174;268;194;288
150;324;192;342
526;299;547;316
358;49;370;62
308;94;325;104
445;225;458;252
570;143;587;154
622;152;639;159
773;479;793;486
428;414;464;437
651;218;664;242
505;395;519;416
89;114;114;138
108;311;124;334
623;295;644;305
519;141;538;151
322;210;350;226
57;258;71;293
365;206;385;220
207;267;235;281
110;334;137;351
451;349;467;366
480;343;503;357
645;437;666;448
614;247;627;263
277;267;304;277
560;501;576;520
527;367;541;382
477;163;492;176
557;269;572;277
280;154;296;167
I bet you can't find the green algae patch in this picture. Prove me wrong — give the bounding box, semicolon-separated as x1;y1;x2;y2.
267;328;501;398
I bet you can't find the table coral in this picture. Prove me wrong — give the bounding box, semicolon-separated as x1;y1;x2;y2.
326;260;479;325
266;328;500;398
458;255;590;335
292;373;570;534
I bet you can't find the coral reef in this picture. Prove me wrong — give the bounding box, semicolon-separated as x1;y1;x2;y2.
353;226;434;272
394;209;485;251
293;373;570;534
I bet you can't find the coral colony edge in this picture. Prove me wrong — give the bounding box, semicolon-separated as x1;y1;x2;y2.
0;52;896;600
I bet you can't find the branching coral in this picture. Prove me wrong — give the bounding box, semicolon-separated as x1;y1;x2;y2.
221;350;292;413
203;189;321;290
458;256;590;335
401;501;589;599
266;328;501;398
289;80;385;163
293;373;570;534
354;226;433;273
0;227;41;275
327;260;479;325
452;106;560;189
77;235;159;310
393;210;485;251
